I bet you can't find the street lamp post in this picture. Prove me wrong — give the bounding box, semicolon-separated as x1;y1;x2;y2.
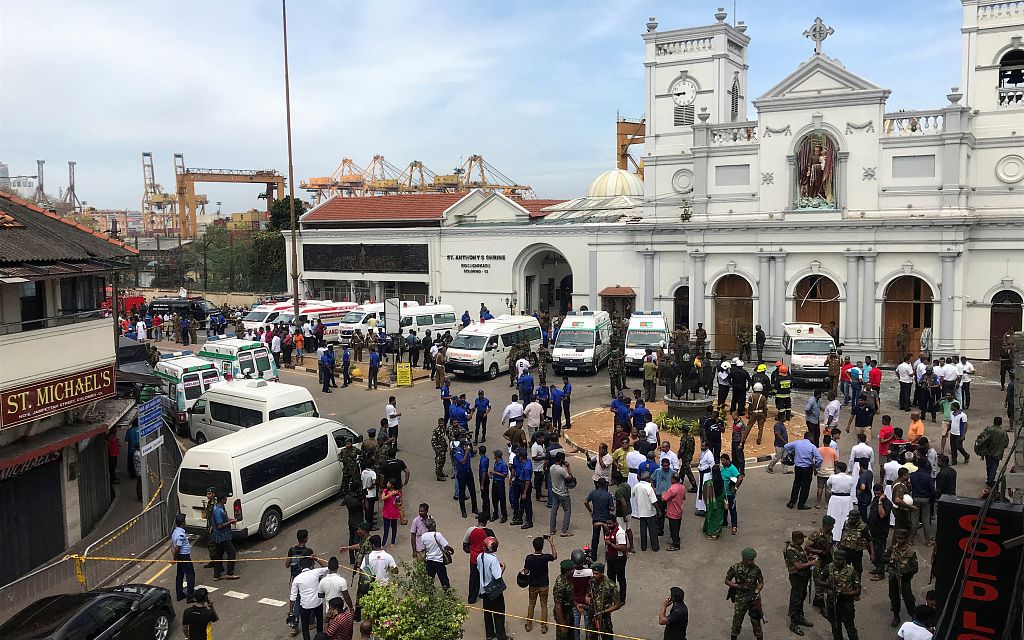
505;295;517;315
281;0;301;328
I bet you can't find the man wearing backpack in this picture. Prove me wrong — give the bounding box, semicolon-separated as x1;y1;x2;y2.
975;417;1010;488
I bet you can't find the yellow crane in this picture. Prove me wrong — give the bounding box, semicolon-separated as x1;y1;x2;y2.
174;153;285;239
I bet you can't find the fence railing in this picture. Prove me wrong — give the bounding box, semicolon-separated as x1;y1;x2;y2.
80;500;168;591
0;556;80;624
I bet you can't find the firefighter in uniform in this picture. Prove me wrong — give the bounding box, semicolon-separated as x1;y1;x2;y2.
823;549;861;640
884;529;918;628
725;548;765;640
775;364;794;420
784;531;817;635
431;417;450;481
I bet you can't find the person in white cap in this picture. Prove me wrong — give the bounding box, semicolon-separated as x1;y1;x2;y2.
717;362;732;409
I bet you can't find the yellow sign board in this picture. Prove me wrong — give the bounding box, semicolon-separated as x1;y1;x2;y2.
396;363;413;387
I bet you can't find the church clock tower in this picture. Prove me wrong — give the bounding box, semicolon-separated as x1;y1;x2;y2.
642;9;750;218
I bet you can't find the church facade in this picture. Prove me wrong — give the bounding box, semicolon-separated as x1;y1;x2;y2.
291;1;1024;362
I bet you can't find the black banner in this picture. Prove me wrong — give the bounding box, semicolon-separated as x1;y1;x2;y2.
933;496;1023;640
303;244;429;274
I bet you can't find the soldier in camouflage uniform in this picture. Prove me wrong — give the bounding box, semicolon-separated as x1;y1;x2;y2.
351;330;364;362
806;515;835;610
431;417;450;481
552;560;576;640
784;531;817;636
737;326;753;361
837;509;873;578
339;441;362;497
607;349;625;399
507;343;521;388
694;323;707;355
586;563;621;639
613;315;627;349
537;343;552;386
884;529;918;628
361;427;381;473
675;422;698;492
724;548;764;640
823;549;861;640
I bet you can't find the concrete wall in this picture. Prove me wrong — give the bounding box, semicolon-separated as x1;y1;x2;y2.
136;288;266;307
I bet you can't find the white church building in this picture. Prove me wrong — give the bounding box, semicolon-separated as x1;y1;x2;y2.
291;1;1024;363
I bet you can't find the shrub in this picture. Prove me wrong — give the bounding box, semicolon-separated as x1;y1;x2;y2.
359;559;468;640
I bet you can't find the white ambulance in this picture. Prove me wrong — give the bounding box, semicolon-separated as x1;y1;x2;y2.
624;311;669;374
445;315;542;379
781;322;838;384
197;338;279;382
552;310;613;375
154;353;224;436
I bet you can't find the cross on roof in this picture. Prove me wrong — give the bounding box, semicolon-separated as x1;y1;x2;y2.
803;17;834;55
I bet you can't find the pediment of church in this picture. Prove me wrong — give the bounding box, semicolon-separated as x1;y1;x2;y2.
444;189;529;225
753;54;890;110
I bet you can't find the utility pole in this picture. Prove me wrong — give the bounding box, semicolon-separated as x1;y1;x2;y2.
282;0;301;321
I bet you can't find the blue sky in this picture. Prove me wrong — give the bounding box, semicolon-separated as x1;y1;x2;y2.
0;0;963;213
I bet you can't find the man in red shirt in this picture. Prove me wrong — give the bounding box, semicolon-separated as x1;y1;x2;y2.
324;598;353;640
877;415;894;460
603;518;629;603
839;356;854;405
868;358;883;394
462;513;491;604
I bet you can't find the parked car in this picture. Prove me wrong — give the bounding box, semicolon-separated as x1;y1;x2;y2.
0;584;174;640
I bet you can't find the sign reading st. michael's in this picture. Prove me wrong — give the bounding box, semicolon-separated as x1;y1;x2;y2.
1;364;116;430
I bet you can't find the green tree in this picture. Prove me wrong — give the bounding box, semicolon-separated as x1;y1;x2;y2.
268;196;307;232
359;560;468;640
249;230;287;293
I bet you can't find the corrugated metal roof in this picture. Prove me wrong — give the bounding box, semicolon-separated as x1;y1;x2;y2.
0;192;137;263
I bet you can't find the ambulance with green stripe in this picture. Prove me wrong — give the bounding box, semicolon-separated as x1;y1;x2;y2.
197;337;280;383
154;353;224;436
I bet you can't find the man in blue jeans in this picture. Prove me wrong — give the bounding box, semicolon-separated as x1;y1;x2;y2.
367;349;380;389
341;345;352;387
319;347;335;394
584;478;614;558
210;495;239;580
171;513;196;603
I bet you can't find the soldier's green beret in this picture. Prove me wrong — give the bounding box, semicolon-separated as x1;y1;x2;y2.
741;548;757;560
822;516;836;526
834;549;847;560
560;560;574;571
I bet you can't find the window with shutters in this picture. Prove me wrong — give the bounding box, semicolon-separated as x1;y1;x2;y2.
730;77;741;122
673;105;694;127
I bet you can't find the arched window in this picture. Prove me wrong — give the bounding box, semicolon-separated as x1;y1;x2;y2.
998;49;1024;107
794;132;839;209
730;76;741;122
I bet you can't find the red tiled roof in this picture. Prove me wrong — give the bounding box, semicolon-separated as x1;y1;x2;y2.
303;193;466;223
518;199;566;218
0;190;138;259
598;286;636;297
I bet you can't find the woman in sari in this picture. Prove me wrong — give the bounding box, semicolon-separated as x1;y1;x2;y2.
702;465;725;540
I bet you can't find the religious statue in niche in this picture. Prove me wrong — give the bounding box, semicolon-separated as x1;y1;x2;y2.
795;132;837;209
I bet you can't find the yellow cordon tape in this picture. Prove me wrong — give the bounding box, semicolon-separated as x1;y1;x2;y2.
60;552;649;640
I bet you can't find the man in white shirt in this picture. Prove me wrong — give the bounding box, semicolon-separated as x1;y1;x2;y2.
694;444;715;515
824;393;842;431
385;397;401;447
897;605;936;640
939;358;959;397
290;557;330;639
361;535;397;583
135;319;147;342
317;557;352;614
631;472;660;551
959;355;974;410
896;355;915;412
591;443;614;484
271;332;283;366
658;441;680;472
849;433;875;472
501;395;525;427
530;435;547;501
625;445;646;512
643;420;660;447
948;403;969;465
523;399;544;432
360;466;377;519
516;356;531;378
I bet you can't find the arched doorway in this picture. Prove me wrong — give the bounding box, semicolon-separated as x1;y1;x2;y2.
882;276;934;363
793;275;840;333
521;248;573;315
714;275;753;355
990;290;1023;360
674;286;689;329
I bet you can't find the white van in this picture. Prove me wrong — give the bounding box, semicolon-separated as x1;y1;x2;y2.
445;315;542;379
189;380;319;444
154;354;224;435
397;304;459;340
275;301;358;329
197;338;279;382
624;311;669;374
177;417;361;540
781;322;837;384
334;300;434;345
552;310;613;375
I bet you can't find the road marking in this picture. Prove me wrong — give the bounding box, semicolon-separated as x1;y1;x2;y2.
257;597;287;607
197;585;219;592
223;590;249;599
145;563;172;585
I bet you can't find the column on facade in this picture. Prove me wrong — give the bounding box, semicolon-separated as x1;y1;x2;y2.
374;282;382;303
845;256;860;344
642;251;656;311
690;253;706;328
939;254;957;351
757;255;771;331
589;250;599;311
349;282;356;303
861;255;877;349
772;254;787;337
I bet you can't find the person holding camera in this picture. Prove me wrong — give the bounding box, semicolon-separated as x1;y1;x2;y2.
522;534;557;633
182;588;218;640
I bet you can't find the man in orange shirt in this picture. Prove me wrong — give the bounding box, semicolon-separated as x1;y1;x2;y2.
907;410;925;444
815;434;840;509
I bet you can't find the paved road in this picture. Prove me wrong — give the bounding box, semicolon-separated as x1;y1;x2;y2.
134;346;1001;640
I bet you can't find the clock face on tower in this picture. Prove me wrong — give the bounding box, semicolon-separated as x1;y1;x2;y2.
671;78;698;106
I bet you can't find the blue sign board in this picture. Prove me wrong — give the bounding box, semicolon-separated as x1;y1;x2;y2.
138;398;163;437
